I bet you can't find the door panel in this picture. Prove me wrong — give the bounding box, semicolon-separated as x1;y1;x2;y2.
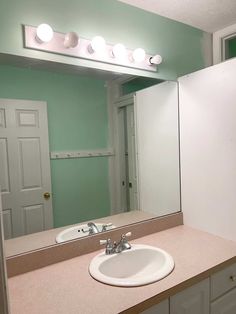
0;139;10;193
19;138;42;189
170;279;210;314
0;108;6;127
2;209;13;239
211;288;236;314
23;204;45;234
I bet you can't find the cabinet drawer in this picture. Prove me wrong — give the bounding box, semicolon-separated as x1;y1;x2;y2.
211;263;236;300
211;287;236;314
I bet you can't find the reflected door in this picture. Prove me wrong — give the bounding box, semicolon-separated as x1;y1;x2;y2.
118;103;138;211
126;104;138;210
0;99;53;239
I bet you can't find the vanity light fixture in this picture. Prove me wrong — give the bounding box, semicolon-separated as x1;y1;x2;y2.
112;43;127;60
132;48;146;63
36;23;54;43
64;32;79;48
88;36;106;54
24;25;159;72
149;54;163;65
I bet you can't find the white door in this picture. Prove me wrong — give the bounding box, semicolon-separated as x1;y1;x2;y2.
126;104;138;210
117;103;138;212
0;99;53;239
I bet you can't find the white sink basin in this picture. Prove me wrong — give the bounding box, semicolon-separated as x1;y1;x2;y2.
89;244;174;287
55;223;115;243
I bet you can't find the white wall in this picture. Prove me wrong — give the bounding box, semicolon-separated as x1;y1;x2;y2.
179;58;236;241
135;81;180;216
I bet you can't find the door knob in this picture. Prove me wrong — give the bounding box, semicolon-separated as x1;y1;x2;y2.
44;192;51;200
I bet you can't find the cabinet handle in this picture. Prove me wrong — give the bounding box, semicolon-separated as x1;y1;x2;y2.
230;275;236;282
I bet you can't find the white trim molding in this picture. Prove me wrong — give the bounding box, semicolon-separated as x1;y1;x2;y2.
213;23;236;64
0;192;10;314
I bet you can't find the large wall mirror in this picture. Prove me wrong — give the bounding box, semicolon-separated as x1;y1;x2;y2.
0;54;181;257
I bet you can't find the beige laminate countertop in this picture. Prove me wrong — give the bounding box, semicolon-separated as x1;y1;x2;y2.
8;225;236;314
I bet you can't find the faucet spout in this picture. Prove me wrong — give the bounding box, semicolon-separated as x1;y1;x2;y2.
87;222;99;235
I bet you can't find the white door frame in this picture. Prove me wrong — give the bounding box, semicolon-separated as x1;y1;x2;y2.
107;77;139;214
0;192;10;314
213;23;236;64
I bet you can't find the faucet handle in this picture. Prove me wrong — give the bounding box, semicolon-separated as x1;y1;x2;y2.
121;232;132;239
101;222;113;232
100;239;108;245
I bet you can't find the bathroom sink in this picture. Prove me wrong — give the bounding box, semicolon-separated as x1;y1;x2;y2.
55;223;115;243
89;244;174;287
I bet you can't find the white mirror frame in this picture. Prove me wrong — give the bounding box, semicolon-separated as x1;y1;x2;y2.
213;23;236;64
0;192;9;314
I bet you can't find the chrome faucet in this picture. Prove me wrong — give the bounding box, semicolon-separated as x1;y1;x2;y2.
87;222;100;234
82;222;100;235
81;222;114;235
100;232;132;255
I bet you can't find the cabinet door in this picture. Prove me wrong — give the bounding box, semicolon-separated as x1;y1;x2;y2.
170;279;210;314
141;299;169;314
211;288;236;314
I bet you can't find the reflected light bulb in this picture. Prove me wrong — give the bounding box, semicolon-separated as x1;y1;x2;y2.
36;24;53;43
64;32;79;48
89;36;106;54
149;55;163;65
112;43;127;59
132;48;146;63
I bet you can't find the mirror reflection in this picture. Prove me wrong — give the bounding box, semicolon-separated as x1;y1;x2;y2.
0;56;180;256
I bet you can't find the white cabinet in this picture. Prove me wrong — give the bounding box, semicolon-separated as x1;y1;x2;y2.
141;299;169;314
211;288;236;314
141;279;210;314
211;262;236;314
170;279;210;314
211;263;236;300
139;263;236;314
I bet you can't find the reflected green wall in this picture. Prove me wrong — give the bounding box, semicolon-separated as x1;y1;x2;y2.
0;65;110;227
228;38;236;59
122;78;164;95
0;0;211;79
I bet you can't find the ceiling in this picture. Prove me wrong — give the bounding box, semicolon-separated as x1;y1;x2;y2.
118;0;236;33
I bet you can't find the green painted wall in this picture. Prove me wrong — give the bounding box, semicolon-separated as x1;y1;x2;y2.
0;65;110;227
122;78;164;95
228;38;236;59
0;0;211;80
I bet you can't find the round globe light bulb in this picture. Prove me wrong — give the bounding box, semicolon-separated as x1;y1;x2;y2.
149;55;163;65
112;43;127;59
89;36;106;53
36;24;53;43
132;48;146;63
64;32;79;48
